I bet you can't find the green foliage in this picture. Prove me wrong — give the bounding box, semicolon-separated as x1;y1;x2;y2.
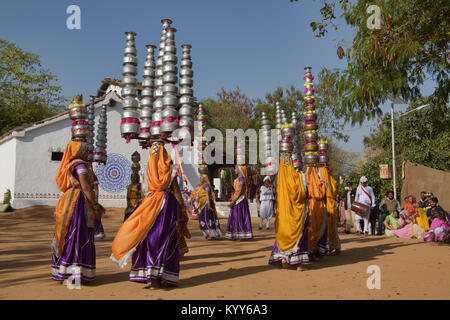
291;0;449;124
201;87;253;134
200;80;355;179
3;189;11;205
344;96;450;201
0;39;67;135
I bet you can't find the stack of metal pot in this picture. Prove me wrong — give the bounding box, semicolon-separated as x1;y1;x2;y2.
120;31;140;142
291;110;302;171
94;105;107;164
303;67;319;166
275;101;282;143
281;109;288;126
196;104;208;174
160;26;179;134
178;44;195;143
261;111;276;175
69;95;90;141
280;116;295;164
318;138;329;166
86;96;96;161
139;44;156;142
151;19;171;137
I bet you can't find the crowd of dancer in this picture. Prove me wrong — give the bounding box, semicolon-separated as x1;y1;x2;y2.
51;137;447;290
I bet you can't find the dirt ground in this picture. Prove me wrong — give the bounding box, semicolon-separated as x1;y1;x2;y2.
0;206;449;300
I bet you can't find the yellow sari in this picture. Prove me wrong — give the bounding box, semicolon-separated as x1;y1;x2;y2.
275;157;308;252
416;208;430;232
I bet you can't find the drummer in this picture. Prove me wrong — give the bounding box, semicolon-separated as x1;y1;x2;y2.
354;176;376;235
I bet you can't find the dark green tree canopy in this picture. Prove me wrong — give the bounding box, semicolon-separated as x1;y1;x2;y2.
0;39;66;135
291;0;449;124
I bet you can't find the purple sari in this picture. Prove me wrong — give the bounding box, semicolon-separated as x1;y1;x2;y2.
51;164;96;282
269;218;309;266
198;184;222;239
129;191;180;286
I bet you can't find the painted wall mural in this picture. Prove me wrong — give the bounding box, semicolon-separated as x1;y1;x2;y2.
94;153;131;194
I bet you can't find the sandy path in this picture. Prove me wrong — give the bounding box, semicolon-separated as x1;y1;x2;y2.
0;206;448;300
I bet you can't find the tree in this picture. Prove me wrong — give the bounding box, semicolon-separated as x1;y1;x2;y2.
0;39;66;135
201;86;253;133
291;0;449;124
252;69;349;142
344;96;450;201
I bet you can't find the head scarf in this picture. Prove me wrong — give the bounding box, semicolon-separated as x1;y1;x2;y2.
237;165;248;183
55;140;84;192
263;176;271;183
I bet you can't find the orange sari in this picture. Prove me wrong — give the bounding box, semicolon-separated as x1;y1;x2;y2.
53;141;95;256
306;166;327;251
111;143;174;266
319;167;340;251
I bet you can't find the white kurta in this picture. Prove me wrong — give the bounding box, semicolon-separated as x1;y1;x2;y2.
259;186;274;220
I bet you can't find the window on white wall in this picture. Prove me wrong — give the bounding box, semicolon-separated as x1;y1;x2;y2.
51;152;64;161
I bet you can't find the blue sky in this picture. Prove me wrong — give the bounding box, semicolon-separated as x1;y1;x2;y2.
0;0;436;154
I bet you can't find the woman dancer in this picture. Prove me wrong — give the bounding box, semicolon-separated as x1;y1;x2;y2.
225;165;253;240
91;169;106;240
192;174;222;239
111;142;190;288
123;173;143;222
51;140;104;283
269;157;309;271
259;176;275;230
306;166;327;260
319;166;340;255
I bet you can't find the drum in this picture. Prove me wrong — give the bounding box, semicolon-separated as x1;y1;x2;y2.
351;201;369;217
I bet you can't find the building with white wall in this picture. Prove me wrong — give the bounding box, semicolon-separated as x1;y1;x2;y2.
0;79;200;209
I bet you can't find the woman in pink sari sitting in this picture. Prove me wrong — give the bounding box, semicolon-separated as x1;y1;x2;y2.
393;210;424;239
423;211;450;243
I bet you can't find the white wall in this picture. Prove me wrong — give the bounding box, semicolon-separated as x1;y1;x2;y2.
0;138;16;202
5;91;201;209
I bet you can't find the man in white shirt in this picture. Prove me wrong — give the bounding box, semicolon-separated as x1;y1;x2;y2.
354;176;376;235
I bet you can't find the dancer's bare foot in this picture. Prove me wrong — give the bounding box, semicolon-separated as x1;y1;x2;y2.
296;265;304;272
331;249;341;256
281;259;290;269
145;280;160;290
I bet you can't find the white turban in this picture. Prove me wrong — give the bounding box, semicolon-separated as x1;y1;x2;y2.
360;176;368;184
263;176;271;183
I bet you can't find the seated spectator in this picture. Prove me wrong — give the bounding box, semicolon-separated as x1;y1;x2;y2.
418;191;430;208
426;197;444;226
404;195;419;215
384;209;401;237
423;210;450;243
378;191;401;235
393;210;424;239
